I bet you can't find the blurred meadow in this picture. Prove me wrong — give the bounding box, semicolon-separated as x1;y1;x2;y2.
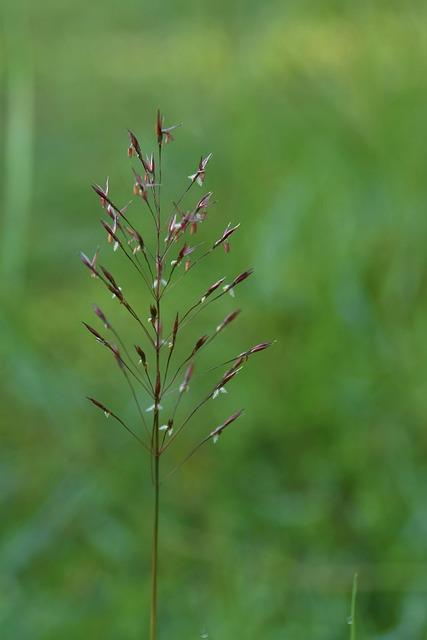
2;0;427;638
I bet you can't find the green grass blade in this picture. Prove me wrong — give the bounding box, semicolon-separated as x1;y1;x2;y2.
349;572;358;640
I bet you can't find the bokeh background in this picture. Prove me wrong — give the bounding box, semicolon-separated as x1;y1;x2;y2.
2;1;427;638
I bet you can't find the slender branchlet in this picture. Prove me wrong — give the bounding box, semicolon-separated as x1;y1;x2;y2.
81;112;271;640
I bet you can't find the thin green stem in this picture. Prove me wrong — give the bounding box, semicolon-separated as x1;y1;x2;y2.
349;572;358;640
150;409;160;640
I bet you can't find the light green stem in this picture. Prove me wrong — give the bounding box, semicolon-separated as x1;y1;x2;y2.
349;572;358;640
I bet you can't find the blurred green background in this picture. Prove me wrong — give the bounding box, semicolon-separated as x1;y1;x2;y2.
2;1;427;638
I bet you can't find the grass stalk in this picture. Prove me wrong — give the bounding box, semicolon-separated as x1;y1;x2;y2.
82;113;270;638
150;415;160;640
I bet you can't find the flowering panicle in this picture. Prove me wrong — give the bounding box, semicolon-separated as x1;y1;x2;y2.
82;112;270;455
80;111;271;640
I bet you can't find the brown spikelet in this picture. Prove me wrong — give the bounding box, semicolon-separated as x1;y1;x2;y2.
216;309;241;333
101;220;122;247
172;313;179;343
80;251;99;277
82;321;106;344
210;410;244;442
232;269;253;287
87;396;112;417
213;223;240;249
135;345;147;367
192;334;208;356
93;305;111;329
201;277;225;302
179;363;194;393
128;129;143;161
101;266;119;288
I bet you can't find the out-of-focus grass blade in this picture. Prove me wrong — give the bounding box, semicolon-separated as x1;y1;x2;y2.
0;481;92;577
349;572;358;640
1;2;34;293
